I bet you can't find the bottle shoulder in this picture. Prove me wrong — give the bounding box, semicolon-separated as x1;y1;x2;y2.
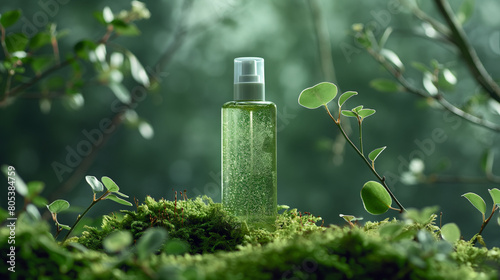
222;101;276;109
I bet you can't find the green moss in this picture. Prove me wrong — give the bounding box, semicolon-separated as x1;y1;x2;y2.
76;196;250;254
1;197;499;280
75;196;324;254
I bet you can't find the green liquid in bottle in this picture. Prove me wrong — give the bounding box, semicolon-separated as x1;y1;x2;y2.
222;101;277;230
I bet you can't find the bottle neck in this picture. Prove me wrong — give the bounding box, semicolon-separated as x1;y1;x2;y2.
233;83;265;101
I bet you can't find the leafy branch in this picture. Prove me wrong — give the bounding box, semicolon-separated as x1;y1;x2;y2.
351;0;500;133
47;176;132;242
47;1;195;203
0;1;151;106
433;0;500;103
354;26;500;133
299;82;405;214
462;188;500;244
403;0;500;103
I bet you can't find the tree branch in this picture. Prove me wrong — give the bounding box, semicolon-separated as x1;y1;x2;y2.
434;0;500;103
0;57;75;106
366;47;500;133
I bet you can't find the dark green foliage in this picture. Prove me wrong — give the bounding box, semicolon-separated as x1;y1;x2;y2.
0;216;79;280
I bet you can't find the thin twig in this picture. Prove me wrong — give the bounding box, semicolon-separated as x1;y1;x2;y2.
0;57;75;106
476;205;499;241
358;118;364;156
324;105;406;213
0;25;9;58
62;191;110;242
402;0;451;39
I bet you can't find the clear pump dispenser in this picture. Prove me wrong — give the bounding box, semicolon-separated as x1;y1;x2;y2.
222;57;277;230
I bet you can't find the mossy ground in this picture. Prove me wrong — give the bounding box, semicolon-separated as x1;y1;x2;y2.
1;196;499;279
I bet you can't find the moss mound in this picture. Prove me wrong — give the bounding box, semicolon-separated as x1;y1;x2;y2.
75;196;322;254
76;196;248;254
1;196;499;280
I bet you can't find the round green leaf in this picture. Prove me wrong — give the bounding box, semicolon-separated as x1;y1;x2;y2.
112;19;141;36
298;82;337;109
85;175;104;193
137;228;167;260
103;230;132;253
74;40;97;60
59;224;71;230
462;192;486;215
370;79;399;92
31;57;53;74
29;32;52;50
352;105;363;113
26;181;44;197
488;188;500;207
0;10;22;28
360;181;392;215
46;199;70;214
102;176;119;192
26;204;41;221
5;33;28;53
411;61;431;73
457;0;475;24
106;194;133;206
358;108;376;119
368;146;387;162
380;49;404;71
114;191;129;198
339;214;363;223
338;91;358;108
441;223;461;243
341;110;357;117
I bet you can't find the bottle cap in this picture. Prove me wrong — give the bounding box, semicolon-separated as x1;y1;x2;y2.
233;57;265;101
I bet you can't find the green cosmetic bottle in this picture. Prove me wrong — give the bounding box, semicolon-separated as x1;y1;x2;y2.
222;57;277;230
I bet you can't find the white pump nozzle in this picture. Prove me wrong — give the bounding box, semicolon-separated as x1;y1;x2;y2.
233;57;265;101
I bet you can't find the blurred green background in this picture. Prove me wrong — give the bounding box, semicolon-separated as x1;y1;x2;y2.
1;0;499;245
